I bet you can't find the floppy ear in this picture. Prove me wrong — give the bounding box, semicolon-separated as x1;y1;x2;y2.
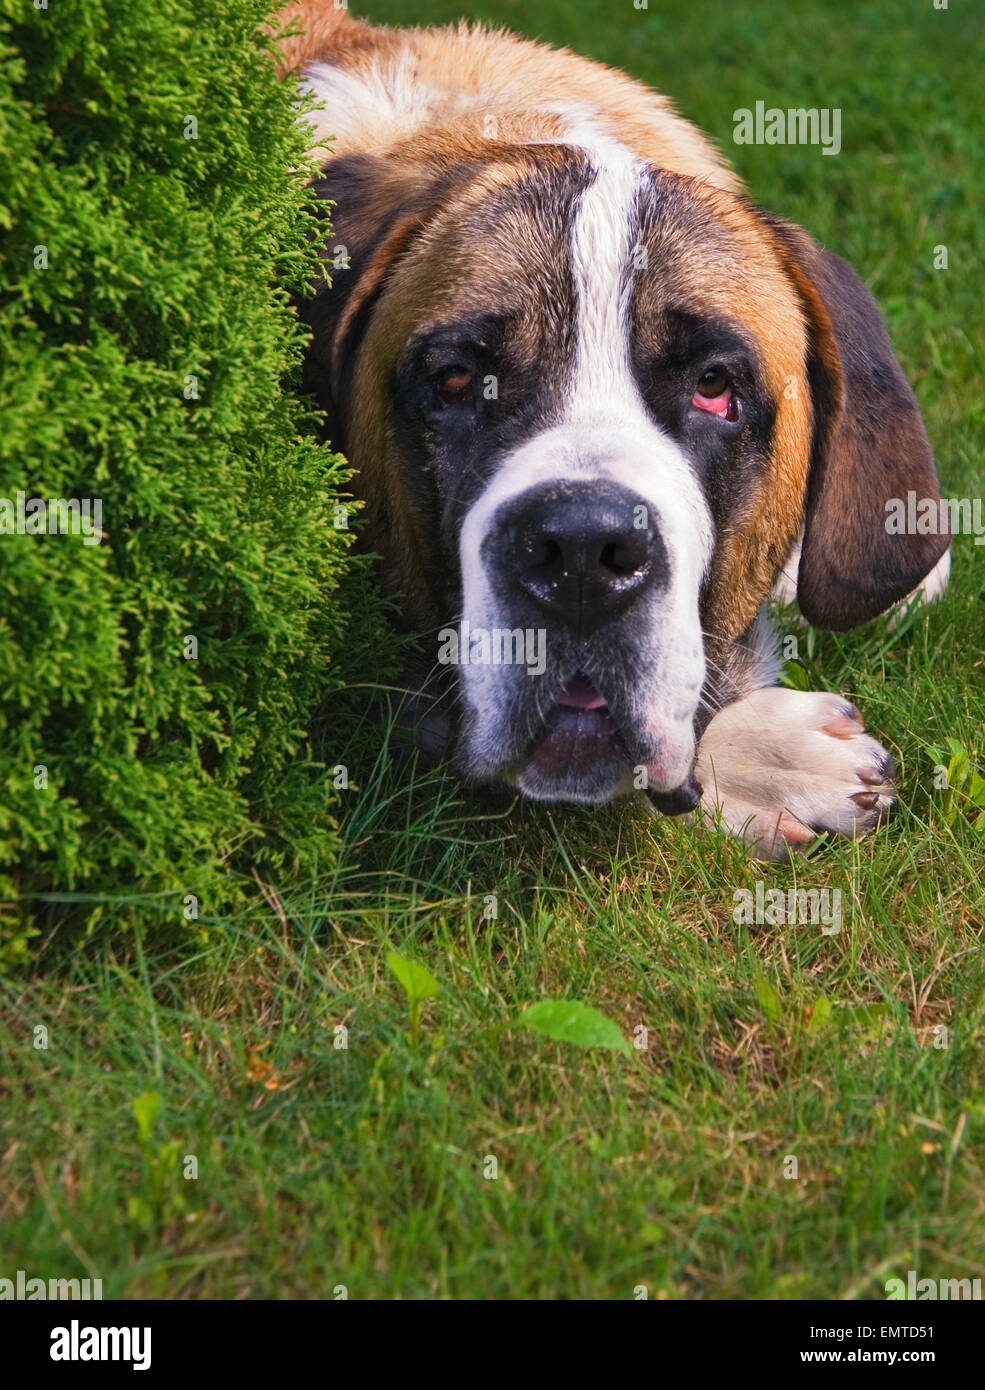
297;154;431;451
764;216;949;630
298;150;483;451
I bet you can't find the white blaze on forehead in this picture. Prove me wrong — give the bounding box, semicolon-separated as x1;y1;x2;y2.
566;127;644;416
562;126;714;572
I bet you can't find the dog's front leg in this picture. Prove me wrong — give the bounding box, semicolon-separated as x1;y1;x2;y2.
694;688;897;858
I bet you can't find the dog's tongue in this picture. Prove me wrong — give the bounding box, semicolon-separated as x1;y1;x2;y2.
556;674;608;710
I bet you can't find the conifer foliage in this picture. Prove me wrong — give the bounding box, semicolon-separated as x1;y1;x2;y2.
0;0;363;961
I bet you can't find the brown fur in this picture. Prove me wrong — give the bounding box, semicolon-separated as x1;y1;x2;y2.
276;4;740;187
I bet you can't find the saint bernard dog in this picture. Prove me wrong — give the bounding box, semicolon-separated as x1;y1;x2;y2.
276;4;950;857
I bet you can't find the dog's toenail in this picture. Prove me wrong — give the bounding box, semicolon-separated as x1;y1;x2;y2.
777;813;814;844
824;715;862;739
851;790;880;811
858;766;883;785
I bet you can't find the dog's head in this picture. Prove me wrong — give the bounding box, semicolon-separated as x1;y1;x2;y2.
300;133;947;804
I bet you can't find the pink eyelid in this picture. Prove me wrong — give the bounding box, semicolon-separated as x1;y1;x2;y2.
691;387;733;418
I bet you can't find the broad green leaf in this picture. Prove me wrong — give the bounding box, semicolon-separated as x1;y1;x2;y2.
780;660;812;692
754;974;783;1024
807;994;833;1034
386;951;440;1005
968;770;985;810
133;1089;161;1143
514;1000;631;1055
947;741;970;787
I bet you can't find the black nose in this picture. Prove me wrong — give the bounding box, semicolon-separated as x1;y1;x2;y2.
494;479;667;629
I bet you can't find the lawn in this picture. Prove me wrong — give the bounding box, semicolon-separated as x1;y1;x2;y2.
2;0;983;1299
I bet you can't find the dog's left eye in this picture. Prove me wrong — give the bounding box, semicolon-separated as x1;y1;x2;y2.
692;366;737;420
435;366;474;408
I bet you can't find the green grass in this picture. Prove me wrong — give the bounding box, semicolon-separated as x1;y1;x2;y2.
2;0;984;1299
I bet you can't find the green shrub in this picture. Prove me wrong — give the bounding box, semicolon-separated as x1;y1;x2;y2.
0;0;375;963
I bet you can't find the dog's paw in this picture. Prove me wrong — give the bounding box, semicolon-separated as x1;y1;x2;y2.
695;688;896;858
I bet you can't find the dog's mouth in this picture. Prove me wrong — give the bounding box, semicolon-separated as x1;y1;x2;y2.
527;671;627;778
453;645;703;804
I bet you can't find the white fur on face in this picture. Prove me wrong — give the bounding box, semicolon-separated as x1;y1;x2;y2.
302;56;439;155
458;128;715;797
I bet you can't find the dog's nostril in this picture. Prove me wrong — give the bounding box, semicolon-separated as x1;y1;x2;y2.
520;533;648;578
600;536;647;576
519;535;563;571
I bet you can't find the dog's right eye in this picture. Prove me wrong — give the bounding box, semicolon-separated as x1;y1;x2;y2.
691;365;738;421
435;366;474;409
696;367;729;398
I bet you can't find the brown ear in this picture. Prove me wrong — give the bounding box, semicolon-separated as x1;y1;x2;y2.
764;216;949;630
298;150;481;452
